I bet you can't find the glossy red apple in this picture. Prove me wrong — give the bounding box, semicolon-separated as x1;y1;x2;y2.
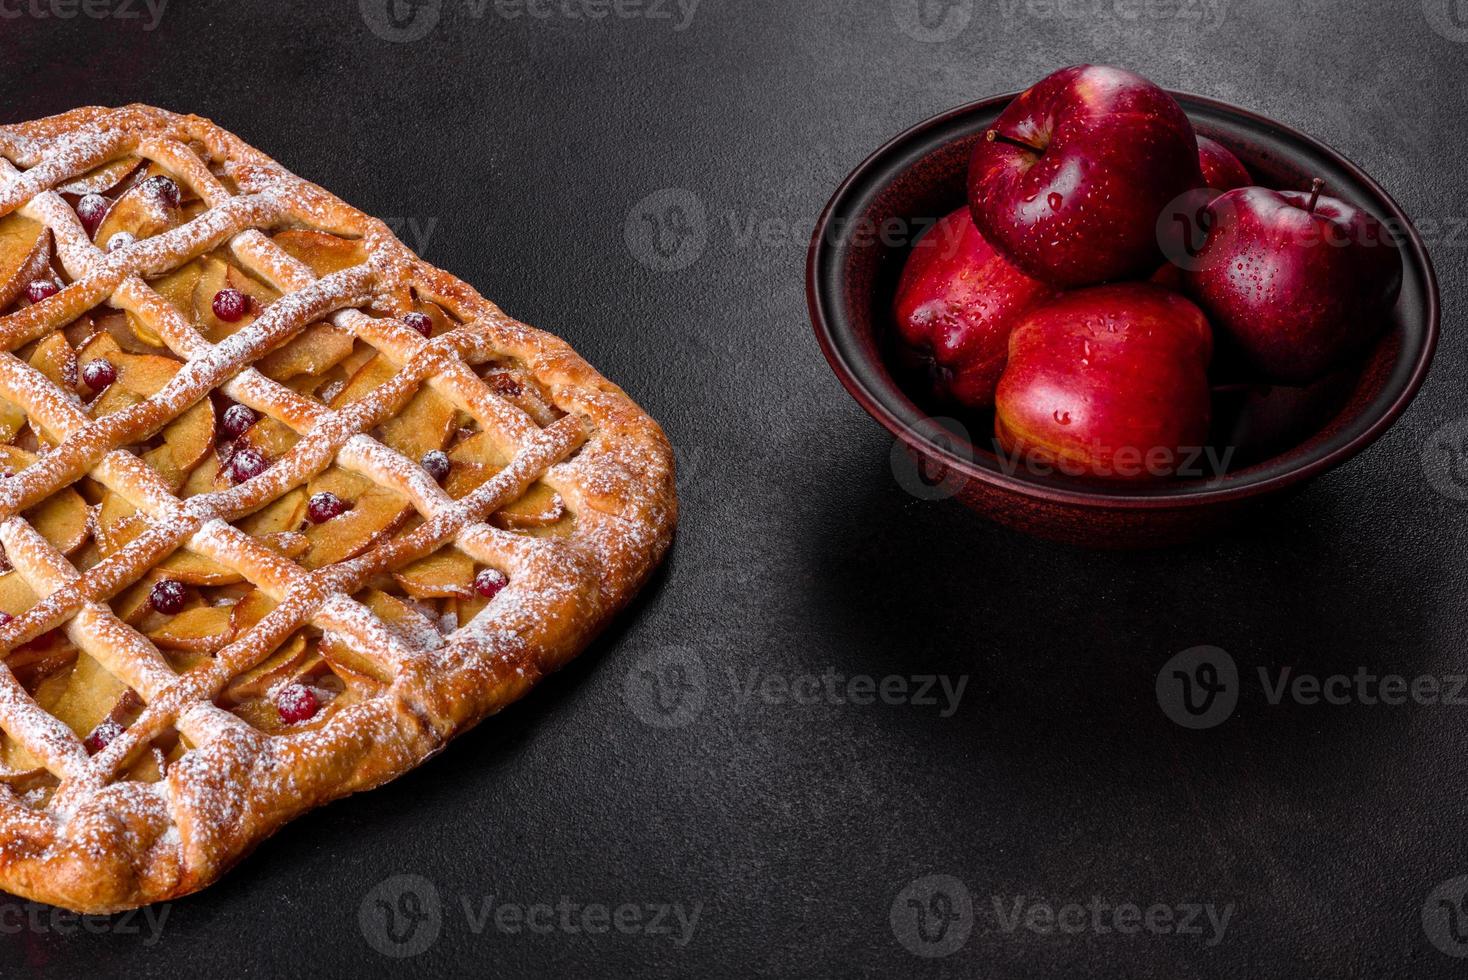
995;283;1213;479
968;65;1203;288
1196;136;1250;192
1183;180;1403;384
892;207;1051;408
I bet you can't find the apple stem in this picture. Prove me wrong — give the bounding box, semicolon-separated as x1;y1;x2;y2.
1306;178;1325;215
986;129;1044;156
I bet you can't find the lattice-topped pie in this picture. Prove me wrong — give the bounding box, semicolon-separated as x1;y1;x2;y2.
0;106;676;912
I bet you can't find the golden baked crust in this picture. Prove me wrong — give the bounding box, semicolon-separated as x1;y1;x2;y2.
0;106;676;913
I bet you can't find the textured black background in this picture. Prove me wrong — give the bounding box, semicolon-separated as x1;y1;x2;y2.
2;0;1467;976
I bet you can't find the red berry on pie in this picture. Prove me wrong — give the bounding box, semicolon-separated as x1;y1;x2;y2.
403;312;433;337
84;719;124;754
212;288;248;323
474;568;508;599
0;611;13;627
106;232;136;252
25;279;59;304
149;579;187;615
140;174;181;209
306;491;347;524
487;372;522;398
76;193;109;235
229;447;268;483
276;684;320;724
221;403;257;438
421;450;450;482
81;358;117;391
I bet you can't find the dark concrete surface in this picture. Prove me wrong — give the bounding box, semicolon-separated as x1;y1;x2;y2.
2;0;1468;976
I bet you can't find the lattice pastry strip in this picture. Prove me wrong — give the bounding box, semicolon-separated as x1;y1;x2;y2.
0;106;675;912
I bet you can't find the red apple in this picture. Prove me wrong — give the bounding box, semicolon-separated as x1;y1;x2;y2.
892;207;1051;408
1197;136;1250;192
994;283;1213;479
968;65;1203;288
1182;180;1403;384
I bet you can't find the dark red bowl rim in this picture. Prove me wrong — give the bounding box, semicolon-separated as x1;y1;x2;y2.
806;90;1441;511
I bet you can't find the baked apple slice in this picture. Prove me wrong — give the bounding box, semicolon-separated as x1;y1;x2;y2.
58;155;142;196
391;547;474;600
27;333;77;390
271;229;366;276
300;468;410;569
92;171;187;248
147;605;232;653
444;431;568;531
0;212;52;311
0;446;89;554
257;322;355;381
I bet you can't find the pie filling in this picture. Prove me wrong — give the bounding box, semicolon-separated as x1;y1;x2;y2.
0;151;577;803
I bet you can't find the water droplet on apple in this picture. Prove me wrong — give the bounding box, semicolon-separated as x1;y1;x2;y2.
1053;410;1072;425
1047;192;1064;210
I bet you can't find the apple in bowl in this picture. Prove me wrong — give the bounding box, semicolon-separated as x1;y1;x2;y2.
1183;180;1403;384
967;64;1204;288
891;208;1051;408
994;284;1214;479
